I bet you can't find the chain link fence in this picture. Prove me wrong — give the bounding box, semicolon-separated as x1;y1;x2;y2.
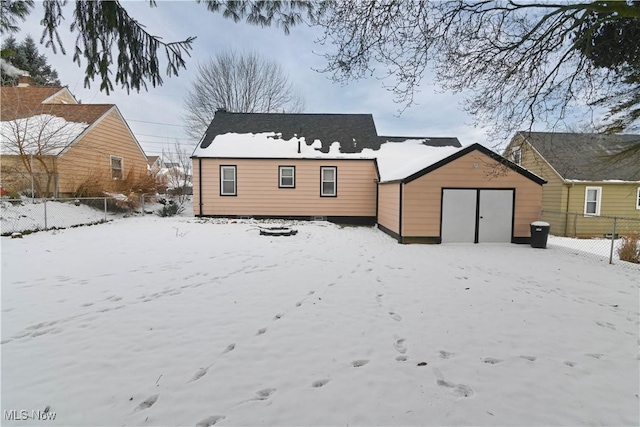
540;210;640;268
1;195;192;235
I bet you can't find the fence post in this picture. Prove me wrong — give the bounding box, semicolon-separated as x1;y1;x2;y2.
104;198;108;222
141;195;145;215
609;217;617;265
43;198;48;230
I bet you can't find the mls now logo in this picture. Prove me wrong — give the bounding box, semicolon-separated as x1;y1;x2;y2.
4;409;57;421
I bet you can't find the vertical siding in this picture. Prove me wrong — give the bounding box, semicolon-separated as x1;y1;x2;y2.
56;110;148;194
377;182;400;233
402;149;543;238
196;158;377;217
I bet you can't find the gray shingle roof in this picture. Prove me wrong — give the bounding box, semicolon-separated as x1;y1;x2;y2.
200;111;380;153
199;111;461;153
520;131;640;181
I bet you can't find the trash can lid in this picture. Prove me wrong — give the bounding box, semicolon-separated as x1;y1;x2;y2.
531;221;550;226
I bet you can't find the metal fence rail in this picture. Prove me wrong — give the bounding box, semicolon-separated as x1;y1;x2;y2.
1;197;115;235
1;195;188;235
540;210;640;267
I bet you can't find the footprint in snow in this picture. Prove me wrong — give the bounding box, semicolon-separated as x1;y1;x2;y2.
256;328;267;336
439;350;455;359
351;359;369;368
222;343;235;354
189;368;209;382
255;388;276;400
195;415;225;427
482;357;503;364
134;394;159;412
395;355;408;362
273;313;283;320
393;338;407;354
433;369;474;399
519;355;537;362
585;353;604;359
311;379;330;388
564;360;576;367
388;312;402;322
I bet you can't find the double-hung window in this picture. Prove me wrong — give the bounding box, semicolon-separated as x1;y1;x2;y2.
636;187;640;210
220;165;237;196
320;166;337;197
110;156;123;180
279;166;295;188
584;187;601;216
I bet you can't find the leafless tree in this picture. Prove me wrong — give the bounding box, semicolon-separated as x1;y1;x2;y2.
312;1;640;141
183;50;305;139
159;140;192;207
1;113;82;196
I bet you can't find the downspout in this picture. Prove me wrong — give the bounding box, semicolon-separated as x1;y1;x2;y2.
198;158;203;216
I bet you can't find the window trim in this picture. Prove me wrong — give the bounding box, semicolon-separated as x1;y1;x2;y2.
584;186;602;216
511;147;522;165
636;187;640;210
220;165;237;196
320;166;337;197
110;155;123;180
278;165;296;189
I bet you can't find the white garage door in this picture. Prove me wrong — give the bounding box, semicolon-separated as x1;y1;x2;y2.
441;189;477;243
441;189;514;243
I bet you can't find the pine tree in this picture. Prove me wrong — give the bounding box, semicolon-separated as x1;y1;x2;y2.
1;35;61;86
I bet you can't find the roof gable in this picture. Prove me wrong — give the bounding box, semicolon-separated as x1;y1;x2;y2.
519;132;640;181
399;143;547;185
1;86;77;120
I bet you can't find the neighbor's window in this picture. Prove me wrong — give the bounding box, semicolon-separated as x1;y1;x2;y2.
584;186;601;215
110;156;123;180
220;165;237;196
320;166;337;197
512;147;522;165
279;166;295;188
636;187;640;209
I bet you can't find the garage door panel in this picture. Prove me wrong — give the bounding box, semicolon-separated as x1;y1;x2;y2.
478;190;513;243
441;189;477;243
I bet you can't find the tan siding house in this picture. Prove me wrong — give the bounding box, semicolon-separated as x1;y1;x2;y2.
377;144;546;244
1;82;148;196
194;111;545;244
195;158;378;219
505;132;640;237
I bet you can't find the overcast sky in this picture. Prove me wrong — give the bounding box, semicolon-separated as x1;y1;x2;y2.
14;1;495;156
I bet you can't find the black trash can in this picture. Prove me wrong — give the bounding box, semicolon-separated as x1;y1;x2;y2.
530;221;550;249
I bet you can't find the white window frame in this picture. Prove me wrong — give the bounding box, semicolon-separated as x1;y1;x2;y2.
279;166;295;188
512;147;522;165
636;187;640;210
584;186;602;216
320;166;337;197
110;155;123;180
220;165;237;196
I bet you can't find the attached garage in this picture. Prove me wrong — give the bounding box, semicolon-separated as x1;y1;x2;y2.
377;143;546;244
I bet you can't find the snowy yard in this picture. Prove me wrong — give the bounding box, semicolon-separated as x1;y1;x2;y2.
1;216;639;426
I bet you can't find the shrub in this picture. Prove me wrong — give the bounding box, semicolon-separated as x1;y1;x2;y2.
156;200;184;217
617;234;640;264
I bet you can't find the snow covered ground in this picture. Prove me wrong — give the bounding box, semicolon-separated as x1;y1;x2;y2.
1;216;639;426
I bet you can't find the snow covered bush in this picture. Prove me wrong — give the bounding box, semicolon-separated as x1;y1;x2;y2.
617;234;640;264
155;199;184;217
